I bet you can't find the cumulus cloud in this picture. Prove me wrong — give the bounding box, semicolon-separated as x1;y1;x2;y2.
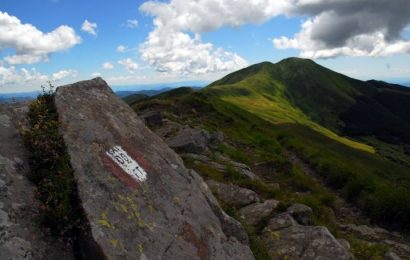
139;0;410;61
91;72;101;77
81;19;97;36
0;65;77;91
126;19;139;28
138;0;284;74
0;11;81;64
118;58;139;73
51;69;77;81
273;0;410;58
116;45;126;52
102;62;114;69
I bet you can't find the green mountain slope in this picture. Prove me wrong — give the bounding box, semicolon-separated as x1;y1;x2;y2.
207;58;410;148
130;58;410;232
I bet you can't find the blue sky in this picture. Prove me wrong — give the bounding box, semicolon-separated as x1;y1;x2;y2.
1;0;410;93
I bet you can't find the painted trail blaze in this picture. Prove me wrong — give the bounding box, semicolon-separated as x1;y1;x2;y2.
106;145;148;182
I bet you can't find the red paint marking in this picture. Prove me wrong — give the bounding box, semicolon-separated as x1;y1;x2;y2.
103;155;138;189
122;142;152;171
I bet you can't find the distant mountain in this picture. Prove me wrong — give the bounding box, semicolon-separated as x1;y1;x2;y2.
0;91;39;102
122;93;149;105
208;58;410;145
116;88;172;98
112;81;208;92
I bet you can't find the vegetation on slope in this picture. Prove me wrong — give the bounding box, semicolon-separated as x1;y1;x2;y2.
130;89;395;258
129;58;410;258
23;87;87;249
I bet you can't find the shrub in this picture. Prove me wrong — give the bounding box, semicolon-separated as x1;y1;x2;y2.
23;87;86;243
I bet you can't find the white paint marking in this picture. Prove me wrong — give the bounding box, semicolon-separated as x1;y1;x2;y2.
106;145;147;182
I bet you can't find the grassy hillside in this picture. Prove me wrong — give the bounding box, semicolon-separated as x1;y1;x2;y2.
131;58;410;231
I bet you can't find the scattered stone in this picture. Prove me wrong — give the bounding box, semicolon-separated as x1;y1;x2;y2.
210;131;224;145
287;203;313;225
383;240;410;257
217;154;260;180
183;153;260;180
385;251;402;260
239;200;279;226
262;215;352;259
339;224;389;240
338;239;351;250
55;78;254;259
206;180;260;208
140;111;163;127
264;213;298;231
166;127;211;154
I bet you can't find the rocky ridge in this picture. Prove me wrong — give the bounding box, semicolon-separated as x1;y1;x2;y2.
1;77;409;259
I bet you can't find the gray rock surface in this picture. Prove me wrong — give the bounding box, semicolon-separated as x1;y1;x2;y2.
262;214;352;259
217;154;260;180
206;180;260;208
384;251;401;260
183;153;260;180
0;102;73;259
140;111;163;127
54;78;254;259
287;203;313;225
239;200;279;226
264;213;298;231
166;127;211;154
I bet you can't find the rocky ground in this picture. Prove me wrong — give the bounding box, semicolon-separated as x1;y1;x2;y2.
1;77;409;259
137;106;410;260
0;102;73;259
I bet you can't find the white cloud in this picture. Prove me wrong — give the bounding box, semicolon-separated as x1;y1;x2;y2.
138;0;410;61
126;19;139;28
91;72;101;77
81;19;97;36
0;65;78;92
102;62;114;69
140;0;289;34
118;58;139;73
116;45;126;52
139;0;282;74
0;11;81;65
51;69;77;81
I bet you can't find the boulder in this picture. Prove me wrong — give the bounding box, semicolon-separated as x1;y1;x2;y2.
337;239;351;250
339;224;391;241
54;78;254;259
262;214;352;259
239;200;279;226
210;131;224;145
166;127;211;154
217;154;260;180
287;203;313;225
264;213;298;231
384;251;401;260
183;153;260;180
140;111;162;127
0;103;73;259
206;180;260;208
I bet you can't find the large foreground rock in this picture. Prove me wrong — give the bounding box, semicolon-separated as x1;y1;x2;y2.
0;103;73;259
54;78;254;259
